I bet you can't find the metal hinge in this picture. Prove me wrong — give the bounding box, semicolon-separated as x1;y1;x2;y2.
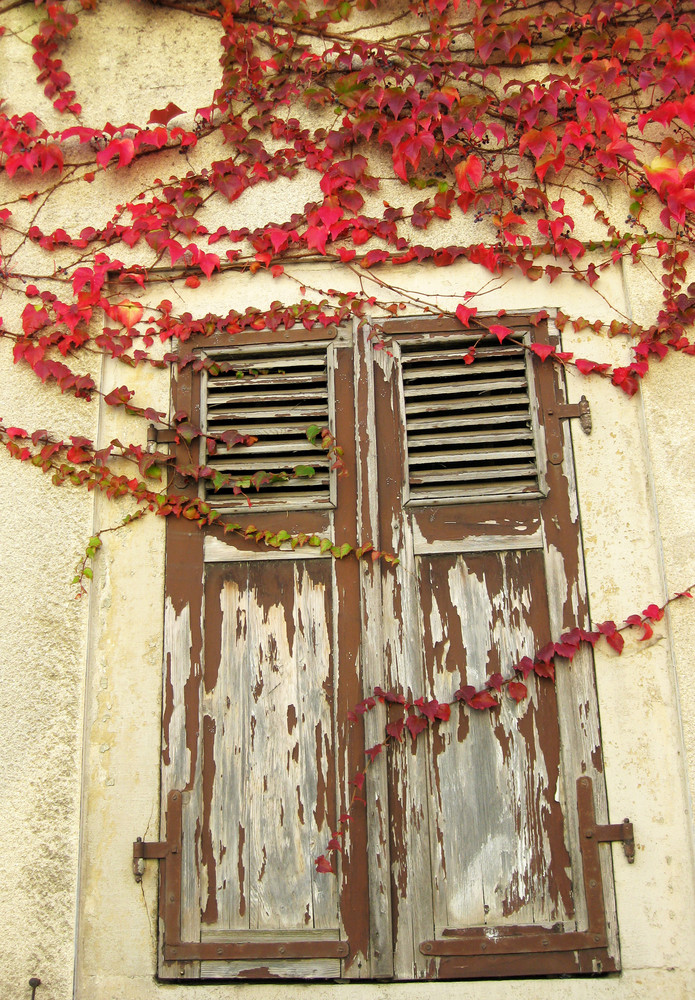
545;394;591;466
583;816;635;863
147;425;178;446
547;395;592;435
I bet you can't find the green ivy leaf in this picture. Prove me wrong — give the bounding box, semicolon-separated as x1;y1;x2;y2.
294;464;315;478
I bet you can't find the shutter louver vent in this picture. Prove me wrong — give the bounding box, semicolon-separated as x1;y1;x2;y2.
203;343;332;508
401;333;541;502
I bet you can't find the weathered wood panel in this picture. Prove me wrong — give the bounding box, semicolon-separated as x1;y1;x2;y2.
202;559;338;935
418;551;572;933
374;343;437;979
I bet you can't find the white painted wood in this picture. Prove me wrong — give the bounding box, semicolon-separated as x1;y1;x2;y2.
201;562;340;942
200;958;341;978
412;531;544;556
419;552;569;932
204;536;331;563
161;597;202;978
205;571;250;932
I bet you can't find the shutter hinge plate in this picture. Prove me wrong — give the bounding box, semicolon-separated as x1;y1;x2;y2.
547;395;592;435
147;425;178;446
583;818;635;863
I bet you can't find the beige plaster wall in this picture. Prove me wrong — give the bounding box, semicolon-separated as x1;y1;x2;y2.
1;2;694;999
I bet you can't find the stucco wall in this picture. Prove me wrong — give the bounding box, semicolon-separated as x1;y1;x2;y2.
1;2;695;998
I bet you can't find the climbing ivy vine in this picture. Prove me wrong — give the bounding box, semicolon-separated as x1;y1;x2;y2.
1;0;694;865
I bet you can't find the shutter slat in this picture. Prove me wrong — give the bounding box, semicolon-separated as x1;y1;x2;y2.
406;409;531;431
401;336;540;502
409;447;536;466
211;371;326;389
409;479;536;500
207;457;330;472
207;404;329;422
407;429;534;448
411;464;537;485
405;390;529;415
204;344;331;507
208;388;327;406
402;360;526;381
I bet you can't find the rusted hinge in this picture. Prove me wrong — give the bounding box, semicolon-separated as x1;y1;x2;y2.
147;425;178;446
547;395;591;435
132;837;171;881
583;817;635;863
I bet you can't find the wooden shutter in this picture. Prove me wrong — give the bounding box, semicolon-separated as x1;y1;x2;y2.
157;315;620;980
371;315;619;978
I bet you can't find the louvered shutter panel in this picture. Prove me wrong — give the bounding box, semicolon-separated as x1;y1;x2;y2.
160;327;371;980
400;334;542;502
203;342;332;507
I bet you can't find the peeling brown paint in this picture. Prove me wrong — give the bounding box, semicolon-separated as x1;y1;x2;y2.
253;673;264;702
287;704;297;735
161;652;174;767
313;721;326;832
183;658;201;793
200;713;218;924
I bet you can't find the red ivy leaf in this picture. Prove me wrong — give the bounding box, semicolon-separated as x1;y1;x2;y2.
606;632;625;653
455;304;477;327
386;717;405;742
315;855;334;874
489;324;513;343
534;660;555;680
374;686;406;704
516;655;536;678
148;102;185;127
530;343;555;361
405;714;428;739
455;685;476;703
508;681;528;703
469;690;498;710
643;603;664;622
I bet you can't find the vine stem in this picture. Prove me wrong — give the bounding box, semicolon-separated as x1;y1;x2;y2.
315;585;694;873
